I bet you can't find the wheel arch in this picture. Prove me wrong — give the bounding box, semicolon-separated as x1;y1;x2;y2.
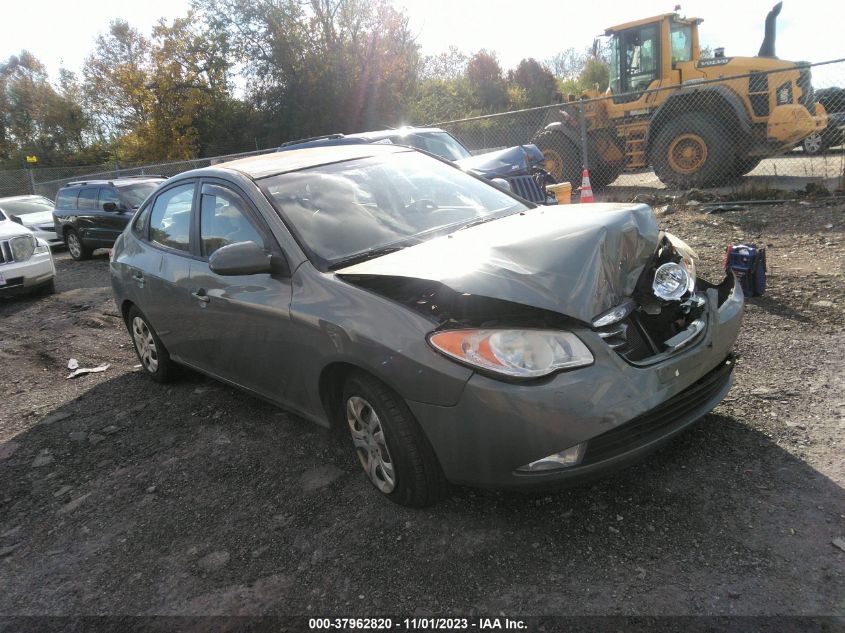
120;299;135;327
318;361;407;429
646;86;752;156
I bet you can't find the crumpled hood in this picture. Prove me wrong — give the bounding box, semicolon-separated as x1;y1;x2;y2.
455;144;545;178
336;203;660;324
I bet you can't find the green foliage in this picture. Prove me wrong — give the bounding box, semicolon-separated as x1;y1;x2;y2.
0;1;613;169
509;58;557;107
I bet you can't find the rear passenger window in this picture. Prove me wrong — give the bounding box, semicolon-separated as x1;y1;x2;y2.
199;185;265;257
56;189;79;210
77;188;98;210
149;184;194;252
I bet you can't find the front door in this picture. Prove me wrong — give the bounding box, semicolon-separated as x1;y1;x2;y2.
185;181;296;405
97;187;132;242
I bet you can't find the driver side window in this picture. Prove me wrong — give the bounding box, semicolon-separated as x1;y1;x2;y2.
199;184;266;258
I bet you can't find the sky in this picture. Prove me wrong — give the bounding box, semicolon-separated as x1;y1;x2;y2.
1;0;842;87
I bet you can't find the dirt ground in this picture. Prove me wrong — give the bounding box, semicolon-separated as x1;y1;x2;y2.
0;200;843;618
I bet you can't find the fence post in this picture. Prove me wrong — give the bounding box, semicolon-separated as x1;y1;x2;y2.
578;100;590;172
27;168;36;194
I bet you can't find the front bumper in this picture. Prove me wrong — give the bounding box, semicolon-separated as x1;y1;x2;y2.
407;277;744;489
29;228;62;246
0;251;56;296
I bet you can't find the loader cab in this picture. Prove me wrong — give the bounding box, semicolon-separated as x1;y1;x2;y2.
606;14;702;104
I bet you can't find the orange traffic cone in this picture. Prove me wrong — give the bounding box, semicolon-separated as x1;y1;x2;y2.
579;169;594;203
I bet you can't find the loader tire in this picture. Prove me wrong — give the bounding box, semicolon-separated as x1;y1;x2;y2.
651;112;734;189
532;130;582;186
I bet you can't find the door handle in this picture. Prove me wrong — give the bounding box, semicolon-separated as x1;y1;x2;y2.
191;289;210;305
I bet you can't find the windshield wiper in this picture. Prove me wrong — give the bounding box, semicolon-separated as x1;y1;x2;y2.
328;245;406;270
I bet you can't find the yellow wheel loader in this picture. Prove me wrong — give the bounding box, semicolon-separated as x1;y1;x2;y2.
532;3;828;189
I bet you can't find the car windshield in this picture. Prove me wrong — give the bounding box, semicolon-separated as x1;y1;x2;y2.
260;150;527;268
395;132;472;161
118;182;160;208
0;198;53;215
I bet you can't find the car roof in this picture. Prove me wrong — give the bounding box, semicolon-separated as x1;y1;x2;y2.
61;177;165;188
277;127;451;150
220;144;412;179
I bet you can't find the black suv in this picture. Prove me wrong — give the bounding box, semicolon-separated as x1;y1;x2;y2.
53;176;166;260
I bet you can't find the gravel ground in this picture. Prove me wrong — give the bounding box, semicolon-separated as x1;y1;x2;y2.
0;201;843;617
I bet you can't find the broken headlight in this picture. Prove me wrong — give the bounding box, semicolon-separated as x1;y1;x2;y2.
428;329;593;378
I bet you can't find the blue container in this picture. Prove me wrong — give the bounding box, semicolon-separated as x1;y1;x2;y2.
725;243;766;297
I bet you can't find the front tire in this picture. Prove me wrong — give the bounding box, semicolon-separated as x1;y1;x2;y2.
651;112;734;189
127;306;175;383
342;371;448;507
65;229;93;261
532;130;582;186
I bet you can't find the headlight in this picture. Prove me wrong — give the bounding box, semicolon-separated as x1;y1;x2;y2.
652;262;692;301
10;235;36;262
428;329;593;378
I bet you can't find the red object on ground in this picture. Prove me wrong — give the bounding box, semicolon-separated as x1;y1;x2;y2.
579;169;594;203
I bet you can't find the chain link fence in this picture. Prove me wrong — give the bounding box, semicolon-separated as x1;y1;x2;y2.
432;58;845;195
0;148;278;202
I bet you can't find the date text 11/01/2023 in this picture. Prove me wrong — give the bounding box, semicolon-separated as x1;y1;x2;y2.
308;617;528;630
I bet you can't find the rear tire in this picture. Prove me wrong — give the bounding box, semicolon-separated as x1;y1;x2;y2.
127;306;175;384
726;155;763;179
650;112;734;189
342;371;449;507
65;229;93;261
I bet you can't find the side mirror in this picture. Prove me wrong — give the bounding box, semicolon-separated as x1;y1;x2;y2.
103;202;120;212
10;215;23;225
209;241;273;276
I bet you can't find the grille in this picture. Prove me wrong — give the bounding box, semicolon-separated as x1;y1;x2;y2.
581;356;734;465
506;175;546;203
594;313;662;362
0;240;13;264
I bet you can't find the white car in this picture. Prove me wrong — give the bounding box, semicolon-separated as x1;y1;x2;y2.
0;219;56;296
0;195;62;246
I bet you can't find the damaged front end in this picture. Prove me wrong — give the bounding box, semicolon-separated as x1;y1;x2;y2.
592;232;738;365
336;203;740;373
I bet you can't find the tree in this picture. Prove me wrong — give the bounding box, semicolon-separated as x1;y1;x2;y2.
465;50;507;112
579;57;610;92
509;58;557;107
546;48;587;82
420;46;468;81
192;0;420;141
82;21;153;140
0;52;102;166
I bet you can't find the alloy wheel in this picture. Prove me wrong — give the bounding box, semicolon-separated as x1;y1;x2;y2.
131;316;159;373
803;132;823;154
346;395;396;493
67;233;81;259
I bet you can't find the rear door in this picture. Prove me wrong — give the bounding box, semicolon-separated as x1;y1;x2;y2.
185;180;295;403
75;187;102;243
132;181;199;362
